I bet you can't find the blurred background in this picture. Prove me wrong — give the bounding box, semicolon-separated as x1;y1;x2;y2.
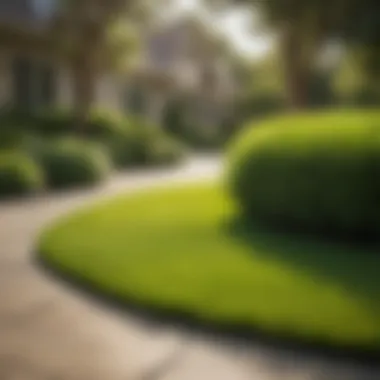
0;0;378;156
0;2;380;380
0;0;243;153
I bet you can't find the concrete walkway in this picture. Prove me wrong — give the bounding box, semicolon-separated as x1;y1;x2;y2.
0;158;378;380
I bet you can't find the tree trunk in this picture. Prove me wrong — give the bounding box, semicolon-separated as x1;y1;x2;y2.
281;25;311;110
72;54;97;132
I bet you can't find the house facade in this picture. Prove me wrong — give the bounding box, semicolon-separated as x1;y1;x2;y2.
0;0;124;113
0;2;237;129
126;17;238;128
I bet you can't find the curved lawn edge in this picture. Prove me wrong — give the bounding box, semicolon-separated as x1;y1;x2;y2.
37;255;380;365
37;183;380;363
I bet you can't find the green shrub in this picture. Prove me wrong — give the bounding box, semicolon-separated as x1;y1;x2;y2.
228;110;380;238
0;107;127;139
105;120;154;168
86;108;126;139
106;118;185;168
181;126;226;151
148;136;185;166
0;127;26;149
0;107;34;128
162;98;187;137
0;108;34;148
0;151;44;198
105;129;145;168
31;108;75;136
35;138;111;189
0;107;75;136
238;92;286;123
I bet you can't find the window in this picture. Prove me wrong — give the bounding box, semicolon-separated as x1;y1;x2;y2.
12;57;33;110
11;57;57;110
38;63;56;107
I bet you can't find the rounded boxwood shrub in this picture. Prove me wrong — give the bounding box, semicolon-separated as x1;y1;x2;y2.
0;127;26;149
148;135;186;166
228;110;380;238
31;108;75;136
36;138;111;189
0;151;44;198
86;108;126;139
106;127;151;167
106;118;185;168
0;107;76;136
181;126;228;151
0;107;128;140
31;108;126;139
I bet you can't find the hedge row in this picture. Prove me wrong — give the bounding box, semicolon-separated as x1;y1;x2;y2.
0;141;110;198
0;109;185;199
0;108;126;138
0;151;44;198
228;110;380;239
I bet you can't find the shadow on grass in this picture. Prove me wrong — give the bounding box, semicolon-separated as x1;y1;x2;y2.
223;216;380;306
34;228;380;371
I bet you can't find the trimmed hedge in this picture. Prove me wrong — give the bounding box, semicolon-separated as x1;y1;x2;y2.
0;109;186;196
31;109;75;136
0;108;185;166
106;119;185;168
148;135;185;166
106;126;153;167
180;126;228;151
228;110;380;238
35;138;111;189
0;127;26;149
0;151;44;198
0;107;127;139
86;108;126;138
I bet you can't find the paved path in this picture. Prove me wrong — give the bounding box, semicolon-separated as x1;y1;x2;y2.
0;158;379;380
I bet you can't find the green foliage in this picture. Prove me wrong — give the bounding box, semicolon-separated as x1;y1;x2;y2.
106;119;185;168
86;108;126;138
0;107;129;139
0;108;34;150
228;110;380;238
148;135;186;166
162;99;187;137
105;128;148;167
162;99;229;151
333;53;380;106
0;127;26;150
309;69;335;108
0;107;76;136
0;107;35;127
35;138;111;189
236;54;286;121
249;53;286;96
1;107;184;179
181;126;227;151
238;91;285;121
0;151;44;198
341;1;380;81
31;108;76;136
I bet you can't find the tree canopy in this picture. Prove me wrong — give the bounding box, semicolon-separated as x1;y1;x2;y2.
204;0;380;108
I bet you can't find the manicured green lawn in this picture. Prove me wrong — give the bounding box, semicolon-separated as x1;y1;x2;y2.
39;183;380;351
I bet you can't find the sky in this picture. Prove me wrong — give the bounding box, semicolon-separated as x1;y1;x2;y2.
167;0;272;58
